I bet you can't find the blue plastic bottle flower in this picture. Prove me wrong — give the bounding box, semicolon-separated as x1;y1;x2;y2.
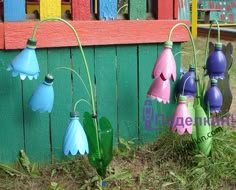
63;112;89;155
28;74;54;113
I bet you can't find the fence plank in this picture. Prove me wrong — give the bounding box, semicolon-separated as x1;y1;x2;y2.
138;44;159;143
40;0;61;20
4;0;25;21
0;50;24;163
129;0;146;20
98;0;117;20
95;46;117;145
23;49;51;163
47;48;72;160
157;0;174;19
70;46;95;116
72;0;90;20
117;45;138;142
174;0;179;19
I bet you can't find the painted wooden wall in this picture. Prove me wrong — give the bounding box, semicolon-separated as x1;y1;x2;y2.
0;43;181;163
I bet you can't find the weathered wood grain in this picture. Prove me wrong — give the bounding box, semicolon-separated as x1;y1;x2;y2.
40;0;61;20
4;0;25;21
157;0;173;19
72;0;91;20
98;0;117;20
4;20;189;49
129;0;146;20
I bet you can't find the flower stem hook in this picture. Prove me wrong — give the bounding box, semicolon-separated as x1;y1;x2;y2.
167;23;200;104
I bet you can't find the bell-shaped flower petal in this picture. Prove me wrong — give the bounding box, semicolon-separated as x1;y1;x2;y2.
152;41;176;81
147;77;170;104
64;112;89;155
204;79;223;113
171;95;192;135
178;67;196;97
7;38;40;80
28;74;54;113
206;42;226;79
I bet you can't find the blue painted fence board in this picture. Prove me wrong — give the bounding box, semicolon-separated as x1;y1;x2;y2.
98;0;117;20
4;0;25;21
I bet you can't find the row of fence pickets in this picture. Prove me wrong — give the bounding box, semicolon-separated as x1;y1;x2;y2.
1;0;179;22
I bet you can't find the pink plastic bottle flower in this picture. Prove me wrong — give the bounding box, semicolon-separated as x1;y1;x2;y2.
171;95;192;135
147;77;170;104
152;40;176;81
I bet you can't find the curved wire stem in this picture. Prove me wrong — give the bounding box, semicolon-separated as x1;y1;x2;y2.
202;19;221;95
181;75;193;95
74;99;92;112
31;17;101;159
117;4;128;14
167;23;200;105
203;19;221;68
54;67;91;100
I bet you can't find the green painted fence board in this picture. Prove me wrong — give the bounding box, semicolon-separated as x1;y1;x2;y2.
0;50;24;163
0;43;181;163
138;44;159;144
129;0;146;20
117;45;138;142
23;49;51;163
47;48;72;161
71;47;95;116
95;46;118;145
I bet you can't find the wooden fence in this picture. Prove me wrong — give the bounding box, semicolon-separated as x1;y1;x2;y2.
0;0;189;163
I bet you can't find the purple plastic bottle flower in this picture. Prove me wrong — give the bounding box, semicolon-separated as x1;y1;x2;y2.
152;40;176;81
171;95;192;135
204;79;223;113
178;67;196;97
147;77;170;104
206;42;226;79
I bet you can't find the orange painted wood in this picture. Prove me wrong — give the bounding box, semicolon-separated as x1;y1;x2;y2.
174;0;179;19
0;23;4;49
3;20;189;49
157;0;173;19
72;0;90;20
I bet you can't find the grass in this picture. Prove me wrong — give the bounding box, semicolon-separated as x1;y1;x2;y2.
0;37;236;189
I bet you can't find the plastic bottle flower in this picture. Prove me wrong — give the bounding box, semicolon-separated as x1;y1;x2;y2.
204;79;223;113
177;67;196;97
171;95;192;135
147;77;170;104
63;112;89;155
8;18;113;177
152;40;176;81
7;39;40;80
28;74;54;113
206;42;226;79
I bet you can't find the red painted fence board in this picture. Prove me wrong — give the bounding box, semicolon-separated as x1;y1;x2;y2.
157;0;174;19
174;0;179;19
72;0;91;20
3;20;189;49
0;23;4;49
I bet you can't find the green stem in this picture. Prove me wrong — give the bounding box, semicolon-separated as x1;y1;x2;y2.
32;17;101;159
74;99;91;112
167;23;200;104
202;19;221;96
203;19;221;68
117;4;128;14
54;67;91;100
